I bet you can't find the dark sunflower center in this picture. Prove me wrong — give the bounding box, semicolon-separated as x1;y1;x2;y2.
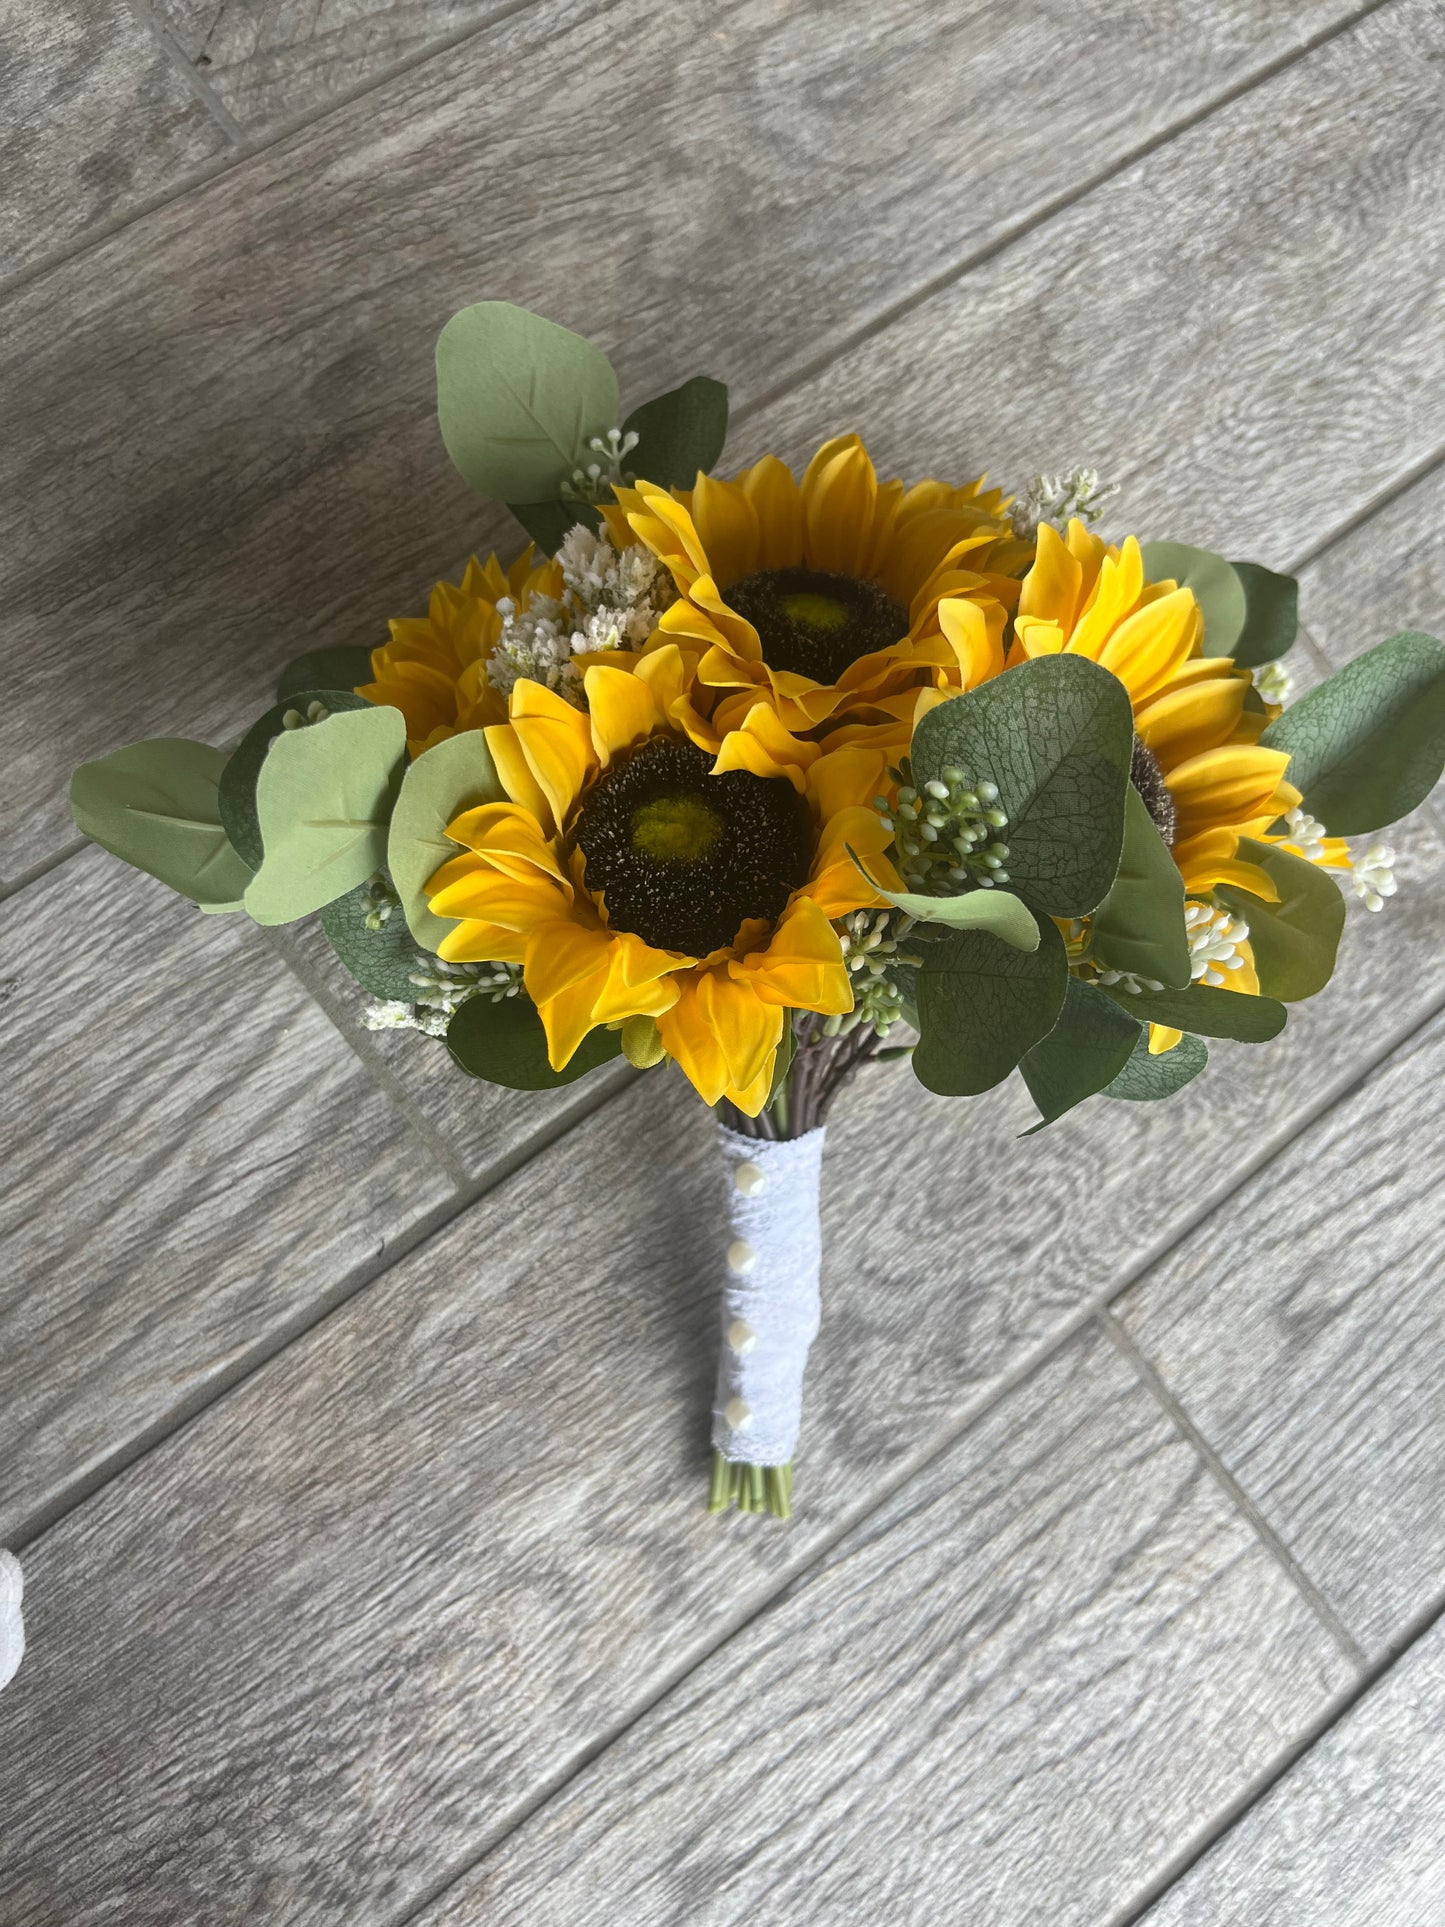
573;738;810;955
725;566;909;684
1130;737;1177;847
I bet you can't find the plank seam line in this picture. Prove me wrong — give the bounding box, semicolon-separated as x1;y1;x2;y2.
1094;1307;1368;1667
0;835;86;909
125;0;248;144
1109;1585;1445;1927
0;0;618;305
2;1060;637;1553
731;0;1401;433
376;984;1445;1927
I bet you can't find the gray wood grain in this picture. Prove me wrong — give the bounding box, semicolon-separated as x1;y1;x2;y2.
3;869;1438;1924
729;1;1445;573
1142;1616;1445;1925
412;1325;1354;1927
1302;459;1445;668
152;0;547;135
0;849;455;1544
0;0;1379;886
1117;1006;1445;1662
0;0;232;282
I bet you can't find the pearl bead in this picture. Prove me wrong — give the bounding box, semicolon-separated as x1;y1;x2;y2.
726;1239;756;1276
727;1318;757;1355
733;1160;766;1197
724;1396;753;1432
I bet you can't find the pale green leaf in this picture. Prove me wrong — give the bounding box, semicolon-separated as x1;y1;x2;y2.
387;731;507;949
70;738;252;909
243;707;407;925
846;845;1039;951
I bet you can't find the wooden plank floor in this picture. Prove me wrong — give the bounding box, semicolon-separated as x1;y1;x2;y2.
2;3;1443;1921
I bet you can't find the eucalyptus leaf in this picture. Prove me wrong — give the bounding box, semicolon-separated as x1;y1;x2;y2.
447;994;621;1089
1216;836;1345;1002
1103;1029;1209;1101
622;376;729;489
846;846;1039;950
913;914;1067;1096
1259;631;1445;833
276;647;375;702
507;498;600;553
1140;541;1247;658
70;738;252;909
1231;562;1298;669
437;302;620;505
1089;786;1190;988
318;877;427;1001
387;730;507;949
219;690;371;870
243;706;407;925
1020;977;1142;1132
910;655;1134;917
1100;980;1286;1042
767;1020;798;1111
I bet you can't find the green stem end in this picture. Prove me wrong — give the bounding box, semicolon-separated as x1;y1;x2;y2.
707;1452;793;1519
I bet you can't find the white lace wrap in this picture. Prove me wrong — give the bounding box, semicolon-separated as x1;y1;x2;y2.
0;1550;22;1693
712;1124;826;1467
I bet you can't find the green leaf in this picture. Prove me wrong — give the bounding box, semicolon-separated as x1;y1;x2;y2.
1259;631;1445;833
1104;1029;1209;1101
1089;786;1190;988
1139;542;1247;658
387;730;507;949
622;376;729;489
70;738;253;910
913;914;1067;1095
846;845;1039;950
767;1019;798;1110
318;877;426;1000
276;647;375;702
507;498;600;553
910;655;1134;917
1020;977;1142;1131
1100;980;1287;1042
243;706;407;925
436;302;619;505
219;691;372;869
446;994;621;1089
1216;836;1345;1002
1230;562;1298;669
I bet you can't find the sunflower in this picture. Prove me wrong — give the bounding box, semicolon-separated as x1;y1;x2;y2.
422;646;900;1112
1012;520;1314;1014
604;435;1032;744
361;550;556;755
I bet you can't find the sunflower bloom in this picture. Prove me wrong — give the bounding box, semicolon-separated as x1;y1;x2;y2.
605;435;1031;742
362;551;555;755
423;646;900;1112
1014;520;1306;1005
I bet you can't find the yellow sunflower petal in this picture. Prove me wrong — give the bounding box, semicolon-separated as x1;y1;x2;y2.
729;895;853;1014
1147;1025;1182;1055
1096;586;1199;705
711;705;820;790
523;920;615;1070
736;455;803;570
1017;521;1083;630
937;593;1007;688
508;680;599;829
806;744;890;822
585;663;662;765
1133;673;1248;767
1167;744;1293;837
688;472;761;586
484;722;554;833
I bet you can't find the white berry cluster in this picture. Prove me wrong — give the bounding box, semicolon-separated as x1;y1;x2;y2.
486;523;674;708
360;958;523;1038
1010;467;1119;542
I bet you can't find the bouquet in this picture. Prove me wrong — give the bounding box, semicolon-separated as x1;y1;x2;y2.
71;303;1445;1520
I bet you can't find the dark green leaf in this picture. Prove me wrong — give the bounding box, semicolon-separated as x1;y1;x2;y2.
1216;836;1346;1001
1139;542;1246;657
243;706;407;925
446;995;622;1089
1230;562;1298;668
437;302;619;504
219;690;371;870
69;738;252;910
1020;977;1142;1131
913;914;1067;1095
622;376;729;489
1100;980;1286;1042
1103;1029;1209;1101
1259;631;1445;833
276;647;375;702
1089;786;1190;988
318;877;425;1000
910;655;1134;917
507;498;601;553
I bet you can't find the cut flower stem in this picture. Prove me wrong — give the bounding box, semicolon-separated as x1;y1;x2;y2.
707;1451;793;1518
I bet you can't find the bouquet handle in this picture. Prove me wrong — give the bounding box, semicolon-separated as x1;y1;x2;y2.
708;1124;826;1517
